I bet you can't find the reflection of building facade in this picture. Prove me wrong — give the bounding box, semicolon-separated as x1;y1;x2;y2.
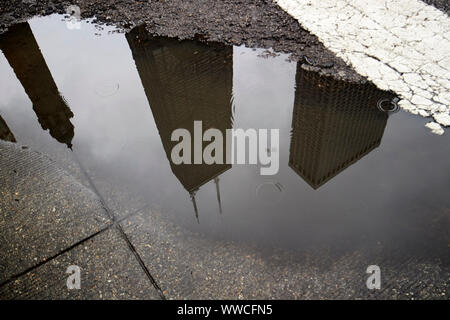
0;115;16;142
126;26;233;220
0;23;74;148
289;65;394;189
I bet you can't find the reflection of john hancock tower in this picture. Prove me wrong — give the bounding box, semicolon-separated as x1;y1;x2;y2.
126;26;233;221
289;65;395;189
0;22;74;148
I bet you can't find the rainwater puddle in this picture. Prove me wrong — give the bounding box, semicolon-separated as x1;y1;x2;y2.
0;15;449;257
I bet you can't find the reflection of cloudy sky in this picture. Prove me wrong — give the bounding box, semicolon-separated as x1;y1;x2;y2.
233;46;295;129
28;15;177;201
0;53;26;107
29;16;160;161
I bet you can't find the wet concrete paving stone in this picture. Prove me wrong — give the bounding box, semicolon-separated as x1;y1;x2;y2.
0;227;161;299
0;141;111;284
80;167;151;219
121;208;449;299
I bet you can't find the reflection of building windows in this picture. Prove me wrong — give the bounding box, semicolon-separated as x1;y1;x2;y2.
0;23;74;148
0;115;16;143
289;66;394;189
127;26;233;219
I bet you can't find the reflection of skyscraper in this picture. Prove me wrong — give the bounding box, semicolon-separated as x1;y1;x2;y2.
126;26;233;219
0;23;74;148
0;115;16;143
289;65;394;189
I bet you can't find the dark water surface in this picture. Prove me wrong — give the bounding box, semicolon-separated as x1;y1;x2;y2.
0;15;449;257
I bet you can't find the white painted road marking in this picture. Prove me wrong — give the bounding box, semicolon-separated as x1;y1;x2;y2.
276;0;450;134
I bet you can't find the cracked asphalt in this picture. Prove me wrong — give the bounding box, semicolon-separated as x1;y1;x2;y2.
276;0;450;134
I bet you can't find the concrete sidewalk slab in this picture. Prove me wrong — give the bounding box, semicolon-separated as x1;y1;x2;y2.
0;227;161;299
0;141;111;284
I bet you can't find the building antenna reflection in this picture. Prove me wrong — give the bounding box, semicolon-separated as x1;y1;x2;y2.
214;177;223;214
190;191;200;223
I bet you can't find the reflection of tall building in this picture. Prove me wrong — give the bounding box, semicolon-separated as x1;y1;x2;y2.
289;65;394;189
0;23;74;148
0;115;16;142
126;26;233;219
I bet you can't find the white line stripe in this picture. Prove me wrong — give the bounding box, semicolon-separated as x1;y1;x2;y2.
276;0;450;134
